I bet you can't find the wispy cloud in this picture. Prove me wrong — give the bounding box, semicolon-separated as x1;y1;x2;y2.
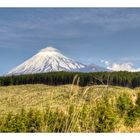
1;8;140;47
1;8;140;75
100;60;110;65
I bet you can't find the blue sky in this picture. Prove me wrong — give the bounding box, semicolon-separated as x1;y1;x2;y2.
1;8;140;75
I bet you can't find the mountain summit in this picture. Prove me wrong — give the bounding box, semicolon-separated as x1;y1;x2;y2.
8;47;85;75
8;46;110;75
39;47;60;53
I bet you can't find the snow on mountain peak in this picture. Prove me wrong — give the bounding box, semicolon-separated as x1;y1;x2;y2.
7;46;110;75
39;47;60;53
7;46;85;75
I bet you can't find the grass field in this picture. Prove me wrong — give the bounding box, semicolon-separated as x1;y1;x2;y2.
0;83;140;132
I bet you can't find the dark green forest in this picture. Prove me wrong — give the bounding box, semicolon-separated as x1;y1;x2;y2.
1;71;140;88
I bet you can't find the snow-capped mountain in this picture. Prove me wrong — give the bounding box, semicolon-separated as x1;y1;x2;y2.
7;47;109;75
7;47;85;75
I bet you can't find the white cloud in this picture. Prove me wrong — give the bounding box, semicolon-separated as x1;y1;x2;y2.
100;60;110;65
101;60;140;72
107;62;140;72
104;61;110;65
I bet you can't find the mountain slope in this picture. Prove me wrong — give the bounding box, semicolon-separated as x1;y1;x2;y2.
8;47;85;75
8;46;110;75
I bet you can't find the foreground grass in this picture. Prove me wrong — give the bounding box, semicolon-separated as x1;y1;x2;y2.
0;84;140;132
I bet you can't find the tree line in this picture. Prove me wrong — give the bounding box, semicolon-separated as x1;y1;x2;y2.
1;71;140;88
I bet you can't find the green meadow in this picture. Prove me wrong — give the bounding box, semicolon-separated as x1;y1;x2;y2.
0;82;140;132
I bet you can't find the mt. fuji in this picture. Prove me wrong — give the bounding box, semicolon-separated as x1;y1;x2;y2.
7;47;109;75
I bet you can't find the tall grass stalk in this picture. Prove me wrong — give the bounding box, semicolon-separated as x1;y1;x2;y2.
0;75;140;132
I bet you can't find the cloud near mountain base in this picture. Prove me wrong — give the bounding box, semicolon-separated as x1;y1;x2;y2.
101;60;140;72
108;63;140;72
